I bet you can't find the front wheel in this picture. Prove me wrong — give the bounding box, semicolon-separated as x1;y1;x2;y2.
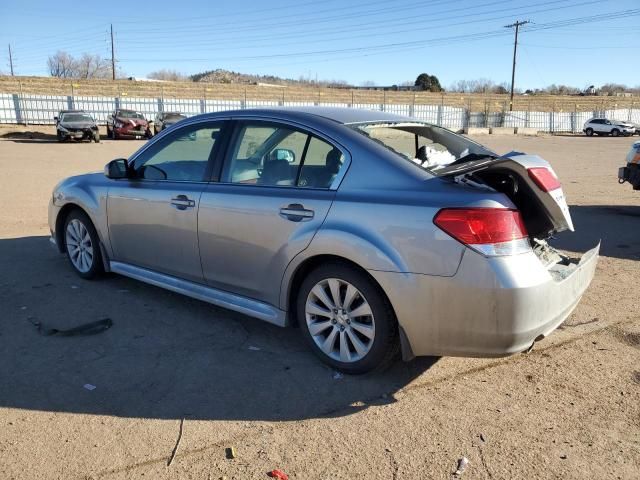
585;128;593;137
63;210;103;279
297;262;399;374
611;129;620;137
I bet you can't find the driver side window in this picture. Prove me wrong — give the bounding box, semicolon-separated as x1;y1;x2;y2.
133;122;223;182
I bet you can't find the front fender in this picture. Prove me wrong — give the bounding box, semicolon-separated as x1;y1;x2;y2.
50;174;111;257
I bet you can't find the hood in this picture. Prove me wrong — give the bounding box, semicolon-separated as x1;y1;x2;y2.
60;120;96;129
117;117;148;127
613;121;633;127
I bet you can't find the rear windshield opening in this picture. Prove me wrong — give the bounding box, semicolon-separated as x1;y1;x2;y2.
351;122;495;171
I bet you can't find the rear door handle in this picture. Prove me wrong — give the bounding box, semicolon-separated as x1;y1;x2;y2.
171;195;196;210
279;203;314;222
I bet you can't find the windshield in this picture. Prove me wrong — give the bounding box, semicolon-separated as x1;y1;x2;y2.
118;110;145;119
350;121;495;170
62;113;93;123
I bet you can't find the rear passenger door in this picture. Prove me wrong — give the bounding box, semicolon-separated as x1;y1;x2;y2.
198;119;347;306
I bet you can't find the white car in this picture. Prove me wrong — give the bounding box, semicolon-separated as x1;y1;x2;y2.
583;118;635;137
618;140;640;190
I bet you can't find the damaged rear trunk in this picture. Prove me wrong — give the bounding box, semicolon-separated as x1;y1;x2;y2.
435;154;574;241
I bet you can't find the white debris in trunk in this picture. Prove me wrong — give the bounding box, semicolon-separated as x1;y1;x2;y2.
413;145;456;167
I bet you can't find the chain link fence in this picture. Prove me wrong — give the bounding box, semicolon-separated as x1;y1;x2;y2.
1;92;638;133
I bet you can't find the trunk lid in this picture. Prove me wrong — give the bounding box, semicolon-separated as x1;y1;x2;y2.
434;153;573;239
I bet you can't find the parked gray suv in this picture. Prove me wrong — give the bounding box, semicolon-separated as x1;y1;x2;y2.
48;108;598;373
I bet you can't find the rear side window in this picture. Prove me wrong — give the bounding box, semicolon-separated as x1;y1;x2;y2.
224;122;344;188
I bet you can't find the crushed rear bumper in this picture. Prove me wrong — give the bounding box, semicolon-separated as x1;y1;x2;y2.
370;243;599;358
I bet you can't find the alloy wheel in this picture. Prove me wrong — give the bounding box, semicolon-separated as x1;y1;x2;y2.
65;219;94;273
305;278;376;363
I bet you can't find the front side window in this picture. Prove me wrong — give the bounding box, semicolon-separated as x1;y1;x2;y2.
224;122;343;188
133;122;223;182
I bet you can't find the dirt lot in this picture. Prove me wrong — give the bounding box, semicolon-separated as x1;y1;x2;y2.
0;127;638;480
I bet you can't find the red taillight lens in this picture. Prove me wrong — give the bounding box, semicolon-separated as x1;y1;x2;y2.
528;167;561;192
434;208;528;245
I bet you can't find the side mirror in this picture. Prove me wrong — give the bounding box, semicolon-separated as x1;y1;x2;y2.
53;116;58;122
271;148;296;163
105;158;130;179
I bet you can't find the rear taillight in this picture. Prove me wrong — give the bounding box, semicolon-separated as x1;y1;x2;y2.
434;208;530;256
528;167;561;192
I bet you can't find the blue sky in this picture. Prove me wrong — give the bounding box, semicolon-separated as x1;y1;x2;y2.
1;0;638;89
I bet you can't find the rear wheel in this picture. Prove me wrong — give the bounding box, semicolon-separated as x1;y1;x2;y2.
585;128;593;136
611;129;620;137
93;130;100;143
297;262;399;374
63;210;103;279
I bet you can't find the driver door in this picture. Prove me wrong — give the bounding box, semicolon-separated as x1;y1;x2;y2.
107;120;229;283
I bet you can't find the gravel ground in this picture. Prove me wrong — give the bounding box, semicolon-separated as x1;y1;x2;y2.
0;127;638;480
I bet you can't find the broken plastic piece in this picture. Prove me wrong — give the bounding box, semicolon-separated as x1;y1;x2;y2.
267;469;289;480
454;457;469;476
225;447;236;459
35;318;113;336
83;384;96;391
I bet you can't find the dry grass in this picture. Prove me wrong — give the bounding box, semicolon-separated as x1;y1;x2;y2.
1;75;637;113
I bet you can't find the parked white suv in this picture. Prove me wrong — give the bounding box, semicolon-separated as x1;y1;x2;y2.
583;118;635;137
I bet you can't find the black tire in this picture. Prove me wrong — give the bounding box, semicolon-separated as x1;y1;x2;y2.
63;209;104;280
297;262;399;374
93;130;100;143
611;129;620;137
57;130;66;142
585;128;593;137
106;125;112;139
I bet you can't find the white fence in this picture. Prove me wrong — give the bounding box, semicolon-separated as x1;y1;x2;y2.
1;93;639;133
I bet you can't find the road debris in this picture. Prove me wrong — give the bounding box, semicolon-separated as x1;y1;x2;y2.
248;346;261;351
453;457;469;476
267;469;289;480
83;384;96;391
332;371;343;380
225;447;237;459
33;318;112;336
167;418;184;466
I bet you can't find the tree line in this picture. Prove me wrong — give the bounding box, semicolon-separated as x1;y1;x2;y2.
43;52;638;97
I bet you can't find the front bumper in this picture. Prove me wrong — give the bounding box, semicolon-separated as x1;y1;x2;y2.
370;244;599;358
59;128;97;140
115;125;149;137
619;163;640;190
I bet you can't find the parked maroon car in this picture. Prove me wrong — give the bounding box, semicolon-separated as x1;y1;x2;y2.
106;109;152;139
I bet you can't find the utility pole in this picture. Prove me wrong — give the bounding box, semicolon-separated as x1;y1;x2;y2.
8;44;14;76
504;20;529;111
110;24;116;80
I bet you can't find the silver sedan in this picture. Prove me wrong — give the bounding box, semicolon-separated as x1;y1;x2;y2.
48;108;599;373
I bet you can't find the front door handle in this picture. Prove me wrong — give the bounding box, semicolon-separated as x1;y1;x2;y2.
279;203;314;222
171;195;196;210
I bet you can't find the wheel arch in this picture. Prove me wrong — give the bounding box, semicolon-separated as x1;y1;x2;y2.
284;253;414;361
55;203;111;271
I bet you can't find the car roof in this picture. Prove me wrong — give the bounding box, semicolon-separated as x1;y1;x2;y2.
204;107;416;125
59;110;85;114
